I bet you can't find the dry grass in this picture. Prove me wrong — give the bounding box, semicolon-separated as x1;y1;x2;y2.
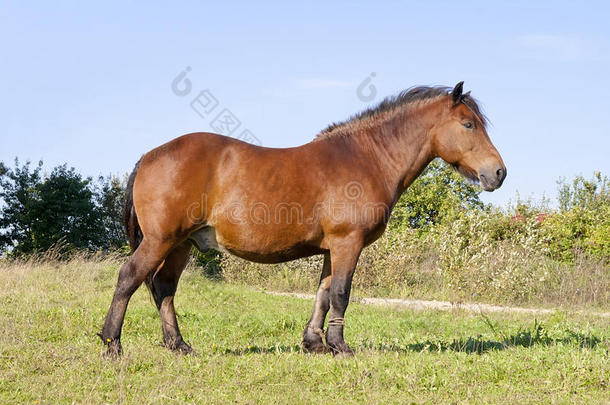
220;230;610;310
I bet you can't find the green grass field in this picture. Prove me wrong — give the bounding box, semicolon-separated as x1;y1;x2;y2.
1;257;608;404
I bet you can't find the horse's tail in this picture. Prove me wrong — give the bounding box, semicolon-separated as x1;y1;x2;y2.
124;158;143;252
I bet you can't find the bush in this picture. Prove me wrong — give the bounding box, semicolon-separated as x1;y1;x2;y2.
541;173;610;263
192;249;223;279
429;208;550;301
389;159;484;232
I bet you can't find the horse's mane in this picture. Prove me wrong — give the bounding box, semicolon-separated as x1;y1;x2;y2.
315;85;487;140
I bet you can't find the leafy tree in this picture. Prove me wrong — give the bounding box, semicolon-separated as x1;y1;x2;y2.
32;164;102;251
544;172;610;262
95;174;127;250
0;160;117;255
390;159;484;231
557;172;610;212
0;159;44;253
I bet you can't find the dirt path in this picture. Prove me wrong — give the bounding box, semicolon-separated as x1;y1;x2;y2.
266;291;610;318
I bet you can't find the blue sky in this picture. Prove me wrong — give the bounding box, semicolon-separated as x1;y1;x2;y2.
1;1;609;206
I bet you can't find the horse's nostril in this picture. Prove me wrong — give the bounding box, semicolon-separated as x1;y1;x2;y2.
496;168;504;179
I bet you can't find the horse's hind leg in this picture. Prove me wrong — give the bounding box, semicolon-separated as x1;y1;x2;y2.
100;237;173;358
302;253;331;353
146;241;194;354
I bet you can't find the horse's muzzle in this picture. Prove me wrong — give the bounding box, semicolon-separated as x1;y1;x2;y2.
479;165;506;191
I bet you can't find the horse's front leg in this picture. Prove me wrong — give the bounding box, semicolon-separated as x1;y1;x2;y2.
326;234;363;357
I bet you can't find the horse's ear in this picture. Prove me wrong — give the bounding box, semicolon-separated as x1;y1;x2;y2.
452;81;464;105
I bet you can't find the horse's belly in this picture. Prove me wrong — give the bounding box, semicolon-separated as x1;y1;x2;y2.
188;226;323;264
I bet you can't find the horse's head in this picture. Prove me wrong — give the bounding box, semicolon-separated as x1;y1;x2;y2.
432;82;506;191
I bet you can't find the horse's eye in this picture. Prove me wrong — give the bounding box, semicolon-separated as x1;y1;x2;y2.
463;121;473;129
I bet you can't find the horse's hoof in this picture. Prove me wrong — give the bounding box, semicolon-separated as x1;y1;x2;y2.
99;333;123;359
333;349;354;359
102;341;123;360
302;325;329;354
175;342;197;356
329;343;354;358
302;340;330;354
165;339;196;356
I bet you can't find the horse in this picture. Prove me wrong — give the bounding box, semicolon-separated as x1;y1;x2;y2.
100;81;506;357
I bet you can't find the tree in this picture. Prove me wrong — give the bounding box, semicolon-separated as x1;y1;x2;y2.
95;174;127;250
32;164;102;251
0;160;114;255
546;172;610;262
0;159;44;253
557;171;610;212
389;159;484;231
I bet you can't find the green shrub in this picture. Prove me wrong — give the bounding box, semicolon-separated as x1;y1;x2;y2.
389;159;484;232
541;172;610;263
583;205;610;259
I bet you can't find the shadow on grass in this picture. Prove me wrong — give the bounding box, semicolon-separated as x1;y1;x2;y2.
224;324;603;356
223;344;303;355
365;325;603;355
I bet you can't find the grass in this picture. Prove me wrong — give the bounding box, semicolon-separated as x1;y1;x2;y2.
0;256;609;404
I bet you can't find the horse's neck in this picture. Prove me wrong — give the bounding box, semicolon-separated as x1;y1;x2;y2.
351;107;437;204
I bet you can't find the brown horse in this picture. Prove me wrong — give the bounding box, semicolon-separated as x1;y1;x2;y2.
100;81;506;357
